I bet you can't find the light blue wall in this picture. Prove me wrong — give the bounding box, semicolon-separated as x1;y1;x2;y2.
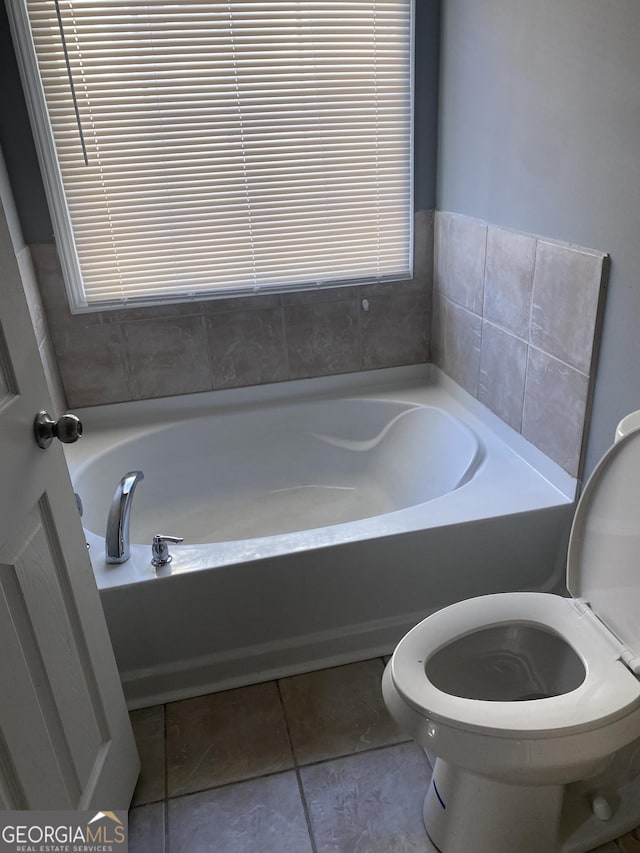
0;2;52;242
414;0;441;210
437;0;640;475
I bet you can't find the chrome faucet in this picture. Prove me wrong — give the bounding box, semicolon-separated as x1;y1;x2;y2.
105;471;144;563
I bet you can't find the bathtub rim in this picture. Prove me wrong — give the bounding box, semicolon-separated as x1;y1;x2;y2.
65;365;577;592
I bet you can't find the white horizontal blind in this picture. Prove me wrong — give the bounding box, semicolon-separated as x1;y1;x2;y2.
23;0;412;308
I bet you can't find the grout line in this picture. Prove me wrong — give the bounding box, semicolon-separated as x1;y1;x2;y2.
527;238;539;347
161;738;415;805
163;798;169;853
526;340;590;377
294;766;318;853
294;737;414;772
480;222;489;318
481;316;529;346
200;313;216;392
163;766;297;802
275;678;298;767
520;238;540;438
277;672;319;853
162;702;168;800
280;304;291;380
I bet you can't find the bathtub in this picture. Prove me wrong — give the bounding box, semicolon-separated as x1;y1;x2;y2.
66;365;576;708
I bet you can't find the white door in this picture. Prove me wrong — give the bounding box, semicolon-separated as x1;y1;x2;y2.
0;193;139;808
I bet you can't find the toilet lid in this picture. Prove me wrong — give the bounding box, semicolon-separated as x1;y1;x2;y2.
567;425;640;663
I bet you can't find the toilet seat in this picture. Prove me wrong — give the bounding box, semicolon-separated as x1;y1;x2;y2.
390;424;640;740
391;591;640;738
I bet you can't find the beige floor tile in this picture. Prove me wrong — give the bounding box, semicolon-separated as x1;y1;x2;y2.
167;771;313;853
130;705;165;806
300;741;432;852
166;681;293;797
129;802;165;853
279;659;408;765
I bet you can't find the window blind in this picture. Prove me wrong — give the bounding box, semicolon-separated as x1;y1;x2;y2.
16;0;413;309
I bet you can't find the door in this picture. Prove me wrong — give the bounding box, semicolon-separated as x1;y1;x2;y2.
0;191;139;808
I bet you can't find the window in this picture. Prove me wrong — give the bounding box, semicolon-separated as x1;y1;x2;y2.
9;0;413;311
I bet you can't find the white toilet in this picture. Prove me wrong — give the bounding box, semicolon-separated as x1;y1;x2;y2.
383;415;640;853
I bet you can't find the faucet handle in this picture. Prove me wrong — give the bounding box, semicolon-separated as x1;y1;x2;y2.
151;534;184;567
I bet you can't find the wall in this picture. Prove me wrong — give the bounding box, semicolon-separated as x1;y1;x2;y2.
30;216;432;406
437;0;640;476
0;146;65;414
432;211;607;476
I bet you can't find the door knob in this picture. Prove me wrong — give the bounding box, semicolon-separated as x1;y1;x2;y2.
34;411;83;449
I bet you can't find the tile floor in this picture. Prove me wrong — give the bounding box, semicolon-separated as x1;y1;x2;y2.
128;657;640;853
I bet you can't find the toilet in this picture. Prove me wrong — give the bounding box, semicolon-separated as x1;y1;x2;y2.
383;414;640;853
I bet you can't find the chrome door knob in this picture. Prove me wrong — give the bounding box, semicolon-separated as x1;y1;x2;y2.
34;411;83;449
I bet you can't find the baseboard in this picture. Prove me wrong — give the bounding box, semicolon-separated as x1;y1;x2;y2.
121;608;429;709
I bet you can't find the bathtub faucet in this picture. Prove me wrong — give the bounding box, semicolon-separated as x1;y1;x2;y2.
105;470;144;564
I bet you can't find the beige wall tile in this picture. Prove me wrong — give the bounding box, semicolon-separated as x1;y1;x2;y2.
206;307;287;390
360;290;429;369
431;289;446;367
522;347;589;476
530;241;605;373
433;211;450;291
484;227;536;339
442;297;482;396
38;335;67;415
55;322;132;407
122;315;212;400
17;246;47;346
285;299;361;380
479;321;528;431
444;214;487;313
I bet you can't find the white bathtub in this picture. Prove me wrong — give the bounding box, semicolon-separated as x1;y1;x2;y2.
66;365;576;708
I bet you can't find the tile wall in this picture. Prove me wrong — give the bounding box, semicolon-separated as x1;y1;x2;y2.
433;212;608;477
29;211;433;409
16;245;66;416
26;206;608;479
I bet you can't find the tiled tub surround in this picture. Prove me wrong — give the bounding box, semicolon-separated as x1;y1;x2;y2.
25;206;606;482
28;211;433;409
433;212;608;476
127;657;640;853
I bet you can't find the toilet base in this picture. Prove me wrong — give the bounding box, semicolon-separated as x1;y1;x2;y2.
423;751;640;853
424;759;564;853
